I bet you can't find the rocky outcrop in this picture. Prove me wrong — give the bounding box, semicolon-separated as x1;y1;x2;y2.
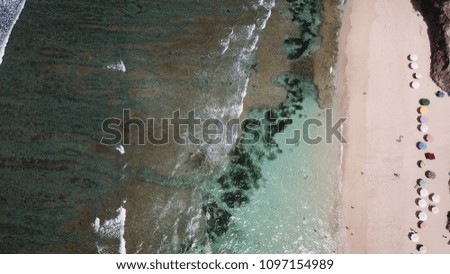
413;0;450;92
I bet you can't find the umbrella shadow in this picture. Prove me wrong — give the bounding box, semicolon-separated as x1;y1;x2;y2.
418;99;430;106
416;124;427;133
416;160;425;168
417;221;425;229
435;91;445;98
416;188;426;195
415;178;425;188
416;142;426;150
415;211;423;219
425;170;436;179
415;198;426;207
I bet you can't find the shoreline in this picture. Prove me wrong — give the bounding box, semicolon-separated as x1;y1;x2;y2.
337;0;450;253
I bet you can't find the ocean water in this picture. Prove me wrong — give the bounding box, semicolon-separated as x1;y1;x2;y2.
0;0;341;253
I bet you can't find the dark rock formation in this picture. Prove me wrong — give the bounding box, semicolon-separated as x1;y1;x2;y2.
413;0;450;91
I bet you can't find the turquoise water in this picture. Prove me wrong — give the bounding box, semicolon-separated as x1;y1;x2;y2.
0;0;341;253
203;89;341;254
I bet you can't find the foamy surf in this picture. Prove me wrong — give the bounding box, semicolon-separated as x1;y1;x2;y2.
202;0;275;166
115;145;125;155
105;59;126;72
0;0;27;66
92;204;127;254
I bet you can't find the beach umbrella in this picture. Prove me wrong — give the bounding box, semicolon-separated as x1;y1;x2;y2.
410;62;419;69
425;153;435;160
426;171;436;179
417;199;427;208
419;161;426;168
420;99;430;106
424;134;433;142
419;107;429;115
410;233;420;242
419;124;429;133
411;81;420;89
417;142;427;150
418;245;427;254
430;194;440;203
413;72;422;79
409;54;418;61
419;116;428;123
418;211;428;221
436;91;445;98
430;206;439;214
419;188;429;197
418;179;428;187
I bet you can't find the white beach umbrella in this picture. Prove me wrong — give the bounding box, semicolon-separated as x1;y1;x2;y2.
410;233;420;242
430;194;440;203
418;211;428;221
409;54;418;61
420;124;429;133
410;62;419;70
418;245;427;254
417;199;427;208
411;81;420;89
419;188;429;197
430;206;439;214
413;72;422;79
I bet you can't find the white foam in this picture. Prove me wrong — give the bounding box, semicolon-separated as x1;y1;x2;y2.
115;145;125;155
92;205;127;254
257;9;272;30
0;0;27;66
106;59;126;72
205;0;276;166
220;28;234;55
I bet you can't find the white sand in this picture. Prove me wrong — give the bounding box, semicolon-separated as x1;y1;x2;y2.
337;0;450;253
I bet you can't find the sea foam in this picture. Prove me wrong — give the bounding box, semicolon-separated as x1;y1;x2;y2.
106;59;126;72
0;0;27;66
92;205;127;254
203;0;275;166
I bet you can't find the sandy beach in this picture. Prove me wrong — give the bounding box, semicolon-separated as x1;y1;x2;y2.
338;0;450;253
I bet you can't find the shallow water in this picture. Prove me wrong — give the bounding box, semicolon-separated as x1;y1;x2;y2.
206;94;341;254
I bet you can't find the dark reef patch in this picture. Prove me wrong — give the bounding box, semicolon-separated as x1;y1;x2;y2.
283;0;322;60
